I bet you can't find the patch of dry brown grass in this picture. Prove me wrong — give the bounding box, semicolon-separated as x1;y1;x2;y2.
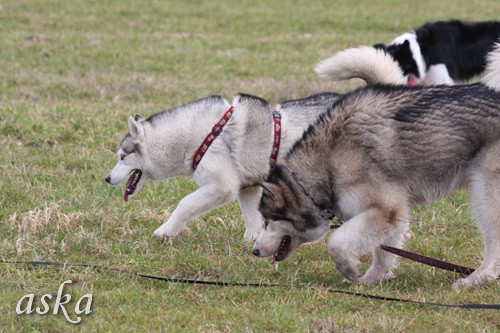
4;201;85;234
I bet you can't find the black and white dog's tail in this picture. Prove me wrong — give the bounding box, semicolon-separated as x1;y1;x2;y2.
315;46;405;85
484;43;500;91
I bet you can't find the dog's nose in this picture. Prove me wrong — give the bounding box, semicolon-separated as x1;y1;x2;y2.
105;175;111;183
252;247;260;257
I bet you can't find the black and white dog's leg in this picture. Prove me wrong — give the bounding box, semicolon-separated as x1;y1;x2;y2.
237;186;264;241
153;182;237;238
422;64;455;85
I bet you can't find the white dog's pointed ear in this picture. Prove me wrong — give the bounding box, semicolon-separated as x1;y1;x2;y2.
259;182;285;209
134;113;144;122
128;116;145;141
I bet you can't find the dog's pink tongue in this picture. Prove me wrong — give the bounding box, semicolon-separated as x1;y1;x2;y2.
407;76;417;87
123;173;135;202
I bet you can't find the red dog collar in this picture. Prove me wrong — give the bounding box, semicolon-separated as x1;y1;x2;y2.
269;111;281;167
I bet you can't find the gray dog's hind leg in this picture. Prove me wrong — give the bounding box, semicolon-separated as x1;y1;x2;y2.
454;143;500;288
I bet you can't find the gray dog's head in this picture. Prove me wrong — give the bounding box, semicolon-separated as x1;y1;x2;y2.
252;166;331;263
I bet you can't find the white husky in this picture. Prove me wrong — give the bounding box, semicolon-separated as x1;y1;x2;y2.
105;47;403;240
105;93;338;239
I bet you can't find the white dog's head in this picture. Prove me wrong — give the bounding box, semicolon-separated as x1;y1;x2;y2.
105;114;149;202
252;167;331;263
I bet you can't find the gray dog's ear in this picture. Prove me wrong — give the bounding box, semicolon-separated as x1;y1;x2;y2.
134;113;145;122
128;116;145;141
259;182;285;209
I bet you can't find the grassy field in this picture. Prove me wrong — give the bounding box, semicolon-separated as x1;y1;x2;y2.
1;0;499;331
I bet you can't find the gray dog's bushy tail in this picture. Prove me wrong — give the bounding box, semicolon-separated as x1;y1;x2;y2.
315;46;405;85
484;43;500;91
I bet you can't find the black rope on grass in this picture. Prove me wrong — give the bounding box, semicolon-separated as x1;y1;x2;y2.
1;259;498;309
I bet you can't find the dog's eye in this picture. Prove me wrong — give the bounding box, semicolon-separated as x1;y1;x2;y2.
120;154;125;161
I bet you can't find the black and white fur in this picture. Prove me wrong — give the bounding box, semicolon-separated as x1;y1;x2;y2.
374;20;500;85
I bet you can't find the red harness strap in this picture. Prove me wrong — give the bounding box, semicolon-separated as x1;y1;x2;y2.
269;111;281;167
192;106;234;170
192;107;282;170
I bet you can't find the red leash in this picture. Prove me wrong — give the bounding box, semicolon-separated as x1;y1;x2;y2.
380;245;476;275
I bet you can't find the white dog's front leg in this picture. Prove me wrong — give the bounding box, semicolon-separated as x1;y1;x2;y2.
153;184;236;238
237;186;264;241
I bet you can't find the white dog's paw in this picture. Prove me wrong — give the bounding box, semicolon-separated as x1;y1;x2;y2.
243;228;261;242
153;223;181;238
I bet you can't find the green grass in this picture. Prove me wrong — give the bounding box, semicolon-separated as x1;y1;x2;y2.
1;0;499;331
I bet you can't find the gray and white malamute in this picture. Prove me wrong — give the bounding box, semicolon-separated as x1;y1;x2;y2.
253;45;500;288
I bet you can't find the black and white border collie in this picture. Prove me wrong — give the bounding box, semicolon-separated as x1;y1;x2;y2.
375;20;500;85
